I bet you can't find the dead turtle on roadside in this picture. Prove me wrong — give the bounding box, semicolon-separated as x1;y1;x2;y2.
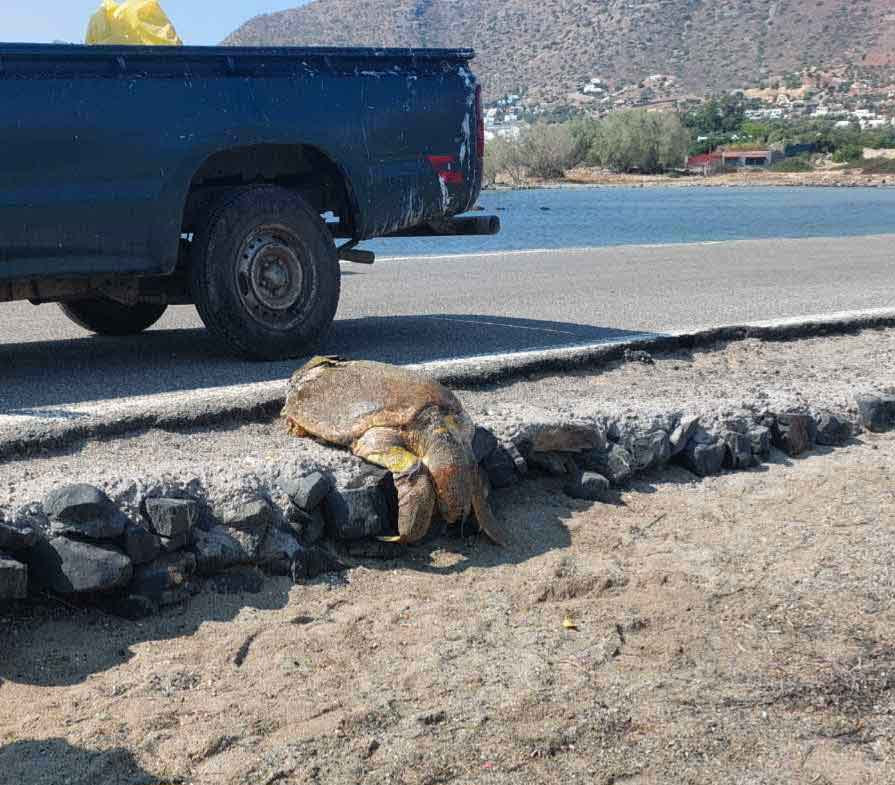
282;357;509;545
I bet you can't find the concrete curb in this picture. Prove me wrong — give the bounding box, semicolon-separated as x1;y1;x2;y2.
2;308;895;461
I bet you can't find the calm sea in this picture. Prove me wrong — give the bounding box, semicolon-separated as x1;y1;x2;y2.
367;186;895;258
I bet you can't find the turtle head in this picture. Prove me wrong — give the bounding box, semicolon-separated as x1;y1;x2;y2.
420;416;476;524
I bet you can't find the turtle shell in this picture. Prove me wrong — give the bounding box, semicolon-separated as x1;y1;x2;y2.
282;358;466;446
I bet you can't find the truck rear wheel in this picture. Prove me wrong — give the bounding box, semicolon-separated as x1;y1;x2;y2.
189;186;341;360
58;299;167;336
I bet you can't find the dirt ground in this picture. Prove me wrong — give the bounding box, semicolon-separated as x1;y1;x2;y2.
2;430;893;785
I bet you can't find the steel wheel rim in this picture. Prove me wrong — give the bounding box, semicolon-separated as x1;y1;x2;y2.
236;225;309;331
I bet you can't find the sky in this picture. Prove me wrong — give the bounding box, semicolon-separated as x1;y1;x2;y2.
3;1;309;46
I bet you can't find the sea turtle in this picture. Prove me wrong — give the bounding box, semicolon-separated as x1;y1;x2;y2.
282;356;508;546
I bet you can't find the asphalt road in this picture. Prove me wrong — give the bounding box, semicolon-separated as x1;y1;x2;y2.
2;234;894;415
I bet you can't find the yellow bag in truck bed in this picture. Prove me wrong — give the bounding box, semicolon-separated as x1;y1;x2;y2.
85;0;182;46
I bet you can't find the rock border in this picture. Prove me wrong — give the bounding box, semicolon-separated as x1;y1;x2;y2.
2;390;893;614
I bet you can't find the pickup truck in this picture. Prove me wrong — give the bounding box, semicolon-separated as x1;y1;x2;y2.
0;44;499;359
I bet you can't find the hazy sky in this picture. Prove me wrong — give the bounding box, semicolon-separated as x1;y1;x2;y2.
3;1;309;46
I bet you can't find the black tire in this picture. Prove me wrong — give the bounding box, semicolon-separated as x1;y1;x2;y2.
189;185;341;361
58;299;167;336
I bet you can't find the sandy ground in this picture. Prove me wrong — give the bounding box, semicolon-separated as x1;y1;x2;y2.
1;428;894;785
1;329;894;518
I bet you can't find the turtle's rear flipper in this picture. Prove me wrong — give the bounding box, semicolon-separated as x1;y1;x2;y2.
354;428;436;544
472;467;510;546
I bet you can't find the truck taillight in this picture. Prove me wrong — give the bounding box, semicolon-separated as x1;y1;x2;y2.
475;84;485;163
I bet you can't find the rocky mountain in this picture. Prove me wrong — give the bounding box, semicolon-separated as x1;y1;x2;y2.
225;0;895;104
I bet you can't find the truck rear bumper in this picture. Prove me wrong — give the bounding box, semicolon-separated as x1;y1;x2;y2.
385;215;501;238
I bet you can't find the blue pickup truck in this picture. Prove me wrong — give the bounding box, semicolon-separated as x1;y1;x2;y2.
0;44;498;359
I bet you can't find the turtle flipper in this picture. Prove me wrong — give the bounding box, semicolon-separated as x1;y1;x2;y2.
353;428;436;544
472;466;510;546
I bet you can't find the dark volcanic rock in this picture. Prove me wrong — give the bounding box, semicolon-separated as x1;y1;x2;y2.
623;430;671;471
512;422;605;457
0;519;37;552
282;471;333;512
131;551;196;597
721;431;753;470
285;504;326;545
748;426;771;459
815;413;852;446
579;444;634;485
291;546;345;582
564;471;611;501
0;555;27;600
44;484;126;540
483;447;517;488
772;414;815;457
192;526;254;575
122;522;161;565
681;440;726;477
856;394;895;433
472;426;499;463
323;481;389;541
258;527;304;575
528;451;578;476
144;498;199;539
29;537;132;594
669;415;700;456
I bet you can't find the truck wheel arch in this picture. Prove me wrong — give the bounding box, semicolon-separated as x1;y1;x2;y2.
179;142;361;248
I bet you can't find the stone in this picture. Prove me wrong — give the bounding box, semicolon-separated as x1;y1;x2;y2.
158;532;193;553
528;451;578;476
681;440;726;477
44;483;126;540
258;527;304;575
564;472;611;501
285;504;326;545
29;537;132;594
721;431;753;470
512;423;605;456
323;483;389;541
815;413;852;446
221;498;273;532
130;551;196;597
623;430;671;471
855;394;895;433
122;522;161;565
0;519;37;552
482;447;517;488
281;472;333;512
773;414;815;457
669;415;700;456
291;546;346;582
748;426;771;459
143;497;198;539
192;526;254;575
472;426;499;463
217;498;273;557
579;444;634;485
503;441;528;475
623;349;654;365
210;566;266;594
0;555;27;600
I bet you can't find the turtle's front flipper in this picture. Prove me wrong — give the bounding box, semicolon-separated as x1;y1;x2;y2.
472;466;510;546
353;428;436;544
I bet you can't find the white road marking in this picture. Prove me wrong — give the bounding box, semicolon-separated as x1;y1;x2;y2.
3;306;894;428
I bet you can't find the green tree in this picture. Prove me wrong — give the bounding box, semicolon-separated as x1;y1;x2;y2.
592;110;690;173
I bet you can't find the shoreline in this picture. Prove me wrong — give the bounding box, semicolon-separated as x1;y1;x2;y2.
486;167;895;190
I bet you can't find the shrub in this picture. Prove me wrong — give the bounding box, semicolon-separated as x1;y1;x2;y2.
832;143;864;164
592;110;690;173
769;156;812;172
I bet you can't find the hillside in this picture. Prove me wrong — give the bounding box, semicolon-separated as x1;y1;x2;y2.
225;0;895;104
